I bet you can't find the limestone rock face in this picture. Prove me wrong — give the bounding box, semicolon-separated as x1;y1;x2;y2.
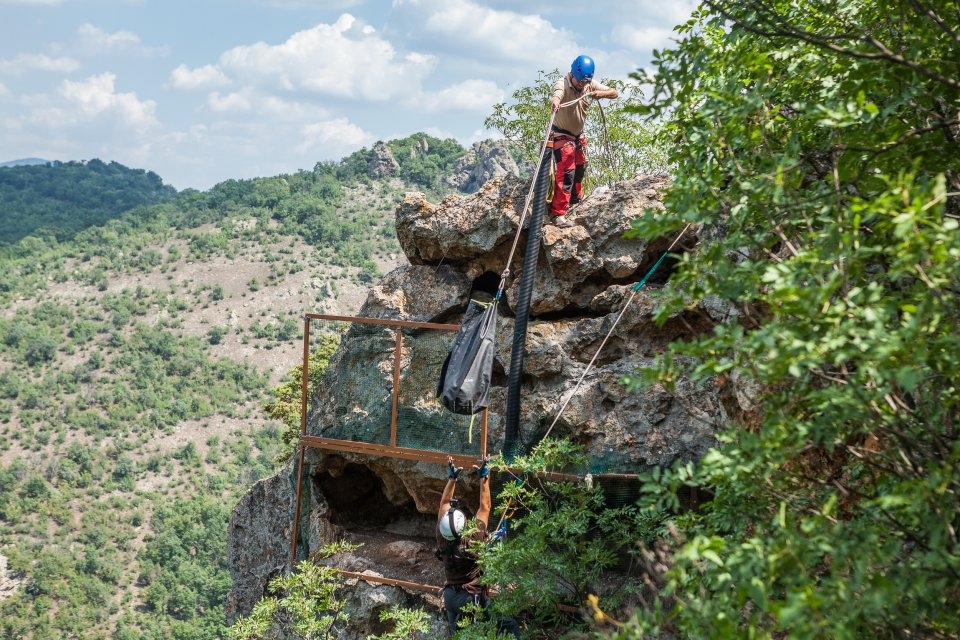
225;470;296;622
395;173;678;314
446;139;520;193
367;141;399;179
226;173;744;636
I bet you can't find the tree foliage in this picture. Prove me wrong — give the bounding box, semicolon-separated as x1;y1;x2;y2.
618;1;960;637
0;159;176;245
324;132;468;197
388;133;468;195
462;440;664;637
264;332;343;461
485;70;669;193
228;542;359;640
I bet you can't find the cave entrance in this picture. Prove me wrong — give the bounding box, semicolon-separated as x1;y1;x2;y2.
290;313;492;584
314;462;417;529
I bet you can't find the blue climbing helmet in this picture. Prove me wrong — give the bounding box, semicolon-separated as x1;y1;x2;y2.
571;55;595;83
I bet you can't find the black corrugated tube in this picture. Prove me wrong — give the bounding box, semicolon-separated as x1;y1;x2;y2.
503;147;551;460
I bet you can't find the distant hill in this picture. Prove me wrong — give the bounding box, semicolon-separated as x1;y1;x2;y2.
0;157;49;168
0;158;177;245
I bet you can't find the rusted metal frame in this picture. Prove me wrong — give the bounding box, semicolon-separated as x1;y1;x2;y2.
301;435;483;468
304;435;639;484
291;313;498;568
290;315;313;567
337;569;440;594
304;312;459;331
389;327;402;448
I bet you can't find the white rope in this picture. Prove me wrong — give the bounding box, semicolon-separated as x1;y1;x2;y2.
542;223;693;440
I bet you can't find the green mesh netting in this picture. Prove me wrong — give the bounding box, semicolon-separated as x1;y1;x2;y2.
302;316;676;510
306;318;484;458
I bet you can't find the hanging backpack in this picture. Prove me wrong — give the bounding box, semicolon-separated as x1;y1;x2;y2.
436;298;498;415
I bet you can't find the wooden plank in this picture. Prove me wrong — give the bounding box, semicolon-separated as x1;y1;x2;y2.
338;569;440;594
300;435;483;468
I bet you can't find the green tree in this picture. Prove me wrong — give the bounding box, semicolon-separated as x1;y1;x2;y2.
618;1;960;638
388;134;468;195
264;333;342;461
485;71;668;192
468;441;661;635
369;606;431;640
0;159;176;245
228;542;359;640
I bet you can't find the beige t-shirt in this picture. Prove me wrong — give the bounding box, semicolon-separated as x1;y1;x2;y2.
551;74;613;136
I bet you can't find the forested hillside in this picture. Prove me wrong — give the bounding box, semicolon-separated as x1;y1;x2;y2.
0;133;468;639
0;159;177;245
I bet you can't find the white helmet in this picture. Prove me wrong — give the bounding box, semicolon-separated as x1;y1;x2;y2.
439;508;466;541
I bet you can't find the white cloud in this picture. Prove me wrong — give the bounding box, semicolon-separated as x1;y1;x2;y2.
609;0;697;53
77;23;141;50
420;79;504;112
0;82;8;97
207;90;253;113
169;63;230;90
0;53;80;74
257;95;329;120
634;0;698;24
611;23;682;54
206;90;333;122
216;14;436;100
266;0;362;6
59;73;158;130
0;0;62;4
422;0;574;63
296;117;372;154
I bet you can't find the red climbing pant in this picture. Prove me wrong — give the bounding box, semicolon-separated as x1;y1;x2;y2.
551;131;587;216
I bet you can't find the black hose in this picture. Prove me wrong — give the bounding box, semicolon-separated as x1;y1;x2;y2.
503;146;551;460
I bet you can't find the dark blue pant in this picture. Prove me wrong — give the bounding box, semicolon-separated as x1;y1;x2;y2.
441;584;522;638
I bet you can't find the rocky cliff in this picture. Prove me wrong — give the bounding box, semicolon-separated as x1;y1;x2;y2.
226;173;749;637
366;138;519;193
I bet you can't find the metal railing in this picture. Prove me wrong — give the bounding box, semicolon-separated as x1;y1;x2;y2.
290;313;488;567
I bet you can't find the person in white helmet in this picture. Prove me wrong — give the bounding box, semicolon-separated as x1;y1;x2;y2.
436;455;521;638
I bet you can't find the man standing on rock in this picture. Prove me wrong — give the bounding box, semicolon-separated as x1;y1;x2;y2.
548;54;619;226
436;456;522;638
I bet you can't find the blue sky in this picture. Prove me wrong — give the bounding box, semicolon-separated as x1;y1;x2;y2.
0;0;697;191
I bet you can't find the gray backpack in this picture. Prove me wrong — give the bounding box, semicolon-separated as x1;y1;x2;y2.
436;299;498;415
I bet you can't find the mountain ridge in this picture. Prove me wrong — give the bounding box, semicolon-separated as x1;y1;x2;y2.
0;157;49;168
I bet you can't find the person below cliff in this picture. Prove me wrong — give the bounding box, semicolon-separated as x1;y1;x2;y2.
436;455;522;638
548;54;619;227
